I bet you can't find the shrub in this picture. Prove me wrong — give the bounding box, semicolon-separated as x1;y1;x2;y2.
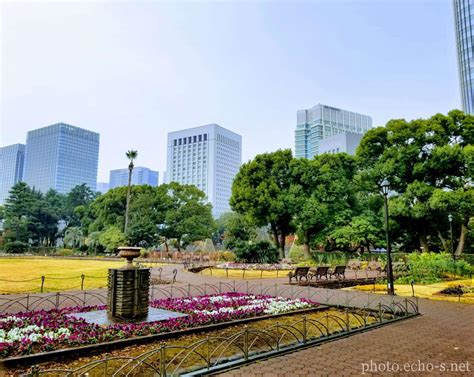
4;241;29;254
397;252;473;284
140;249;150;258
288;245;307;263
55;248;74;256
234;241;279;263
220;251;236;261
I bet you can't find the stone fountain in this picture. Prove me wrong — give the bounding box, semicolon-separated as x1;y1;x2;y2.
107;246;150;319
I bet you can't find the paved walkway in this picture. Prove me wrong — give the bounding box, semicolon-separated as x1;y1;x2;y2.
220;298;474;376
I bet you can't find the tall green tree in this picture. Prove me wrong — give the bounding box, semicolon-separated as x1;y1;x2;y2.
230;149;295;258
357;109;474;254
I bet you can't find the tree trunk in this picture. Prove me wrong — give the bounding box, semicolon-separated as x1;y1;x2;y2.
176;238;181;252
271;226;279;250
279;232;286;259
455;223;468;256
164;240;169;253
124;163;133;234
419;233;429;252
302;232;311;259
437;230;448;253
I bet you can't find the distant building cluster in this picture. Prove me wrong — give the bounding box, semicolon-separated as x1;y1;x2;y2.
294;104;372;159
109;167;159;189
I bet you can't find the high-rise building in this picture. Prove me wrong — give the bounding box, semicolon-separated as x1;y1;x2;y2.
454;0;474;114
318;131;364;156
166;124;242;218
295;103;372;159
0;143;25;204
23;123;100;194
96;182;110;193
109;167;159;189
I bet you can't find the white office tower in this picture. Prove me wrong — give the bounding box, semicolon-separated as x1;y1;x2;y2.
166;124;242;218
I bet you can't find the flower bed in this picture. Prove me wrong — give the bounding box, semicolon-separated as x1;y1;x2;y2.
215;262;293;270
0;293;317;358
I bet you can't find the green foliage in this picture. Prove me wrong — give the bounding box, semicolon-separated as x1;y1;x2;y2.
220;251;236;261
234;241;279;263
63;227;84;249
99;226;126;252
397;252;473;284
4;241;29;254
288;245;307;263
54;248;75;256
220;212;257;250
231;149;296;257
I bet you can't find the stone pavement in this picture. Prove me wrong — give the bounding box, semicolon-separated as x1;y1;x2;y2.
219;298;474;377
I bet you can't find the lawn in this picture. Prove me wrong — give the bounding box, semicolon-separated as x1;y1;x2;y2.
199;268;286;279
347;279;474;304
0;258;128;293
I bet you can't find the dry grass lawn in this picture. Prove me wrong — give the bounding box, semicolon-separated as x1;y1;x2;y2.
0;258;128;293
347;279;474;304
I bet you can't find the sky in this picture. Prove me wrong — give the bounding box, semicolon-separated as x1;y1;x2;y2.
0;0;460;183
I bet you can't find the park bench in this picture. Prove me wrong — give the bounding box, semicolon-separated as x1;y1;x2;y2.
308;266;330;281
330;265;346;279
288;267;310;284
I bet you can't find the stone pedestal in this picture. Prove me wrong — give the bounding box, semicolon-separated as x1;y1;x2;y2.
108;267;150;319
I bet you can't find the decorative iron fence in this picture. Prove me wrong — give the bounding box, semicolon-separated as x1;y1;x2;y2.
27;304;417;376
0;281;418;315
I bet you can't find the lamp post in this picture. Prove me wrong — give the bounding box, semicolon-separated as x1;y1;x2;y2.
448;214;454;259
381;179;395;296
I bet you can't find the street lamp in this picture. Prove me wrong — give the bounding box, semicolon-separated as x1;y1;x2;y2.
381;179;395;296
448;214;454;259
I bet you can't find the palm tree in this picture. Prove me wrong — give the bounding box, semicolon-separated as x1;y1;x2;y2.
64;227;84;249
124;150;138;233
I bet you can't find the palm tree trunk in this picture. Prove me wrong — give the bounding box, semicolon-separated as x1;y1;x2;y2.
124;163;133;233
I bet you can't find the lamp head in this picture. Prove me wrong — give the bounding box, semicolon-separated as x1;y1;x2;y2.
381;178;390;195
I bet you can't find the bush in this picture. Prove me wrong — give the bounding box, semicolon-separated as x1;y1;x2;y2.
288;245;307;263
4;241;29;254
234;241;279;263
140;249;150;258
55;248;74;256
220;251;236;261
397;252;473;284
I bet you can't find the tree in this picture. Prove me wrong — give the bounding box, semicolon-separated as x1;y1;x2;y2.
99;226;126;253
124;150;138;234
230;150;295;258
64;184;98;228
63;226;84;249
85;231;102;254
356;110;474;253
221;212;257;250
159;183;215;251
291;154;357;256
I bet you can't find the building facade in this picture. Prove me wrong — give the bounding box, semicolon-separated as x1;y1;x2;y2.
318;131;364;155
23;123;100;194
0;143;25;204
454;0;474;114
166;124;242;218
109;167;159;189
295;104;372;159
96;182;110;193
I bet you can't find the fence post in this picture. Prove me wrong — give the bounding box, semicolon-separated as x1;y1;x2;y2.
411;280;415;297
81;274;85;291
404;298;409;316
378;303;383;323
55;292;60;310
302;316;307;344
83;291;86;307
160;343;167;376
345;308;351;332
40;276;45;293
226;268;229;279
275;283;278;298
243;326;249;361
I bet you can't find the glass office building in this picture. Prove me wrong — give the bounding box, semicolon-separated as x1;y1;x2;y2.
454;0;474;114
166;124;242;218
24;123;100;194
0;143;25;204
295;103;372;159
109;166;159;189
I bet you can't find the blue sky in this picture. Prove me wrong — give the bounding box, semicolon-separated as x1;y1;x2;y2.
0;0;459;182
